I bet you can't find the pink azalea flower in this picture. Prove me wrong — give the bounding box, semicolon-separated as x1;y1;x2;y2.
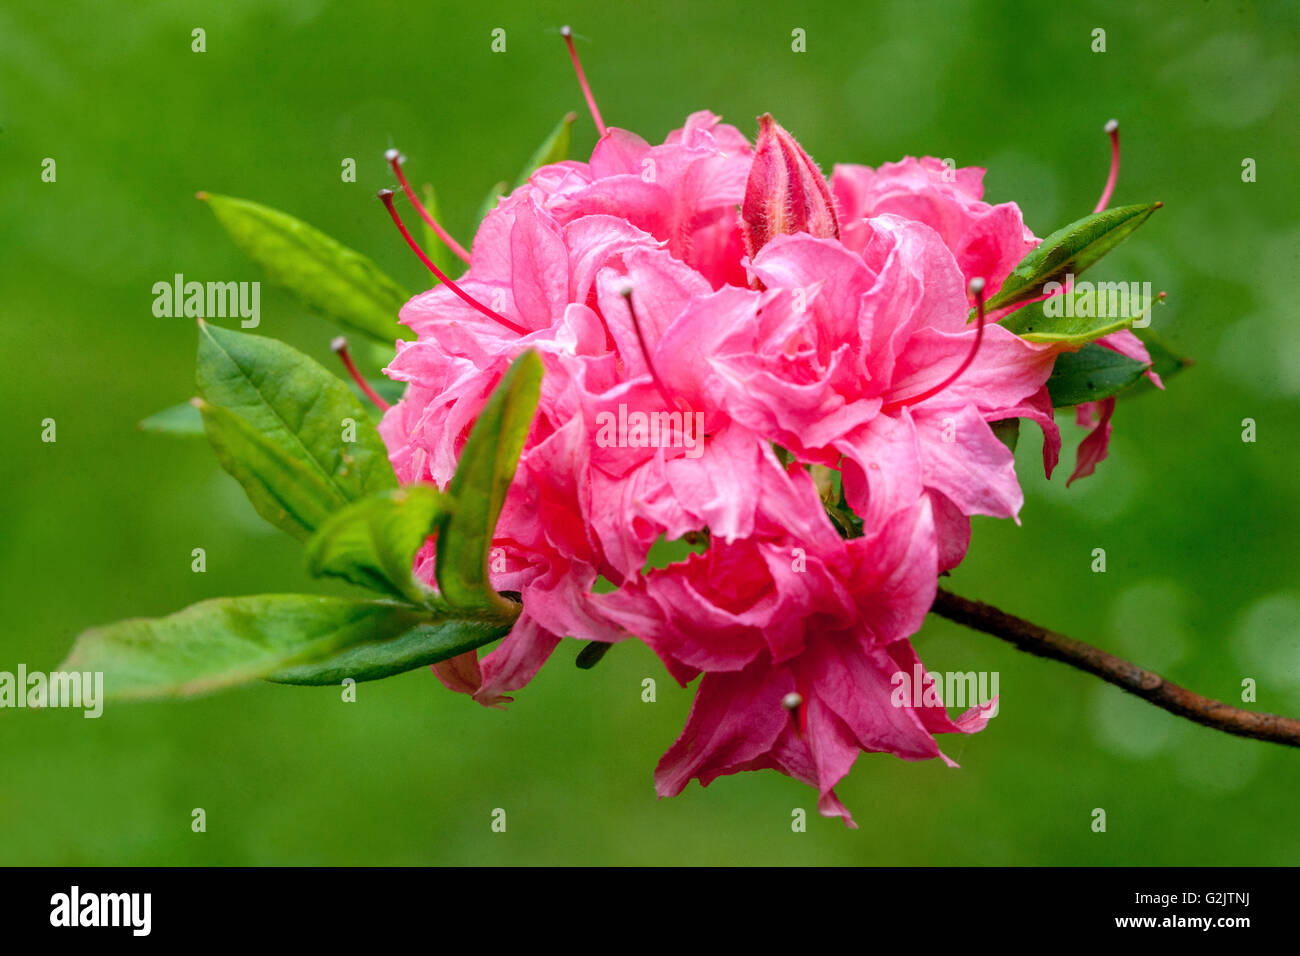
370;46;1153;821
597;454;990;826
375;113;1028;812
830;156;1038;297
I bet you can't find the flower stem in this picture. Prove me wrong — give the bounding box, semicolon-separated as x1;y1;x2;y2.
930;587;1300;748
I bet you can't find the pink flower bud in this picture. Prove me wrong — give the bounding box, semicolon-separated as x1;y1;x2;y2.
741;114;840;257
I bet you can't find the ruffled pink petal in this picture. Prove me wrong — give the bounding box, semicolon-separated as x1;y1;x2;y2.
474;614;563;707
653;658;794;797
1067;397;1116;486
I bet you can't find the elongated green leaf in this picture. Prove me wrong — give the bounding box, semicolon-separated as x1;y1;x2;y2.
642;533;708;573
516;112;576;186
420;182;456;284
986;203;1162;312
198;191;412;343
1002;283;1166;345
138;401;204;436
1000;297;1131;344
989;417;1021;453
1121;328;1193;398
305;485;447;603
196;322;396;521
1046;344;1150;407
347;376;405;423
436;350;542;612
363;376;405;406
476;180;508;227
61;595;430;699
196;399;345;540
269;617;510;685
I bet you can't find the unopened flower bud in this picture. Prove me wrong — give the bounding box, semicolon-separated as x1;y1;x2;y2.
741;114;840;257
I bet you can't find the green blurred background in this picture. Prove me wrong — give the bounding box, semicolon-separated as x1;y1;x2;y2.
2;0;1297;865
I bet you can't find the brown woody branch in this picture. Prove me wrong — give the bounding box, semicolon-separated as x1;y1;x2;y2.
930;587;1300;748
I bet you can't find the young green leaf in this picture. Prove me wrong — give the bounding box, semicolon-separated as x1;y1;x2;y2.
195;398;347;540
197;191;412;344
641;533;708;573
985;202;1162;312
138;401;204;436
61;595;431;699
1000;296;1132;345
989;418;1021;453
1128;327;1193;396
516;112;576;187
304;485;447;604
436;350;543;612
196;321;396;514
420;182;456;285
1046;344;1151;407
476;180;508;227
269;617;511;685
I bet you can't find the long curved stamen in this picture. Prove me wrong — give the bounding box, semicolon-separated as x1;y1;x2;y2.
331;336;391;411
1093;119;1120;214
621;286;676;408
560;26;607;137
385;149;472;265
378;189;528;336
894;277;988;408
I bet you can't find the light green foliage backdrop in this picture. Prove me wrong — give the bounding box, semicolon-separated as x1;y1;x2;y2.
1;0;1297;864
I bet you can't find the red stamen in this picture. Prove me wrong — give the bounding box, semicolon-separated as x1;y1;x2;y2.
892;278;988;409
1093;119;1120;214
331;336;391;411
378;189;528;336
561;26;607;137
621;287;676;409
385;149;472;265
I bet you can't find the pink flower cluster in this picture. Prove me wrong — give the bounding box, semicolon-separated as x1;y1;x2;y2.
378;111;1152;825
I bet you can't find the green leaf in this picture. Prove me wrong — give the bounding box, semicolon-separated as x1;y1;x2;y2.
60;595;431;699
436;350;542;612
420;182;456;285
271;617;510;685
476;180;508;227
196;398;346;540
1128;327;1193;396
516;112;576;187
1001;284;1166;345
985;203;1162;312
1046;344;1151;407
363;375;406;406
138;401;204;436
196;322;396;527
347;376;405;423
197;191;412;343
641;533;708;573
989;418;1021;453
1000;296;1131;345
305;485;447;604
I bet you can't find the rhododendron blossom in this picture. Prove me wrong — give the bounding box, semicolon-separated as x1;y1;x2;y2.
369;43;1164;824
